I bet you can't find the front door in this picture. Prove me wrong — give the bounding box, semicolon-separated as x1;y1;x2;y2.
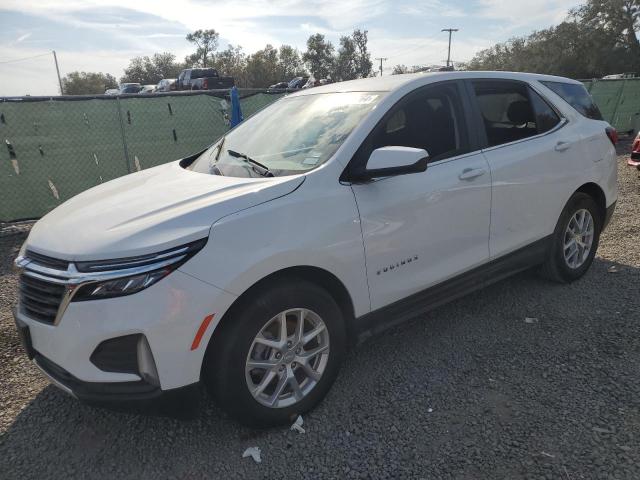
349;82;492;311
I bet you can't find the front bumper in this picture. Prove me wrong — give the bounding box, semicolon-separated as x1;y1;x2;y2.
14;268;237;400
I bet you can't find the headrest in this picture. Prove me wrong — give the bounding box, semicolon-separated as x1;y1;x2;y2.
507;100;533;125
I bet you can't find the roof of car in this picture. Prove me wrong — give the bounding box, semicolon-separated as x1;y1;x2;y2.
290;71;583;96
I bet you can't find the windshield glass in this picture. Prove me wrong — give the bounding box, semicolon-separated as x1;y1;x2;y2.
188;91;383;177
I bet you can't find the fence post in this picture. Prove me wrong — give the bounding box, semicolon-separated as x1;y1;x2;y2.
611;79;626;132
115;95;132;173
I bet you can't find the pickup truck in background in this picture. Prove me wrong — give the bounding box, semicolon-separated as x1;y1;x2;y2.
177;68;235;91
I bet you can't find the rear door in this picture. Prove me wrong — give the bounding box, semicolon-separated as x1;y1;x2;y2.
349;81;492;310
467;79;576;258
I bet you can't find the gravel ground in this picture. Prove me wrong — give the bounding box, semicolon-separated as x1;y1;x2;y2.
1;139;639;480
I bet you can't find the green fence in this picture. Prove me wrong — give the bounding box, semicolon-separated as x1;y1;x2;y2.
0;90;284;222
583;78;640;133
3;80;638;223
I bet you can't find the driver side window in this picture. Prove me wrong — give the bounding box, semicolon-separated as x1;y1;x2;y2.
368;82;470;162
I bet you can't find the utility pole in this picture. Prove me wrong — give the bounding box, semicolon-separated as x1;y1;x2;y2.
375;57;387;76
52;50;64;95
441;28;459;69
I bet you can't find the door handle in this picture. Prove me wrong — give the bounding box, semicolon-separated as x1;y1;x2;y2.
555;141;571;152
458;168;486;181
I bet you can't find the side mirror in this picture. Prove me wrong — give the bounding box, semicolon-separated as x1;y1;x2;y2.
351;146;429;182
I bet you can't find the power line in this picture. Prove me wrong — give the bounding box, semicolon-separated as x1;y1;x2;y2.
375;57;388;76
382;38;439;61
0;52;52;65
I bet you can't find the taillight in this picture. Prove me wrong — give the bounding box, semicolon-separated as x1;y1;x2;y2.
203;78;208;89
605;127;618;146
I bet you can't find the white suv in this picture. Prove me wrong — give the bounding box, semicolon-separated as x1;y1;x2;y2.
14;72;617;426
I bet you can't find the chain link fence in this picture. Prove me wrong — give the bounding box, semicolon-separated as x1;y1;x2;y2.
0;89;285;226
2;80;638;231
582;78;640;134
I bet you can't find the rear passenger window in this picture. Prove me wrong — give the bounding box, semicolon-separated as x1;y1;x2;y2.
368;83;469;161
473;81;560;148
529;89;561;133
540;81;603;120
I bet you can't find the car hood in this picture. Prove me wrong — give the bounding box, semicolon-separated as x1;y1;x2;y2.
26;161;304;261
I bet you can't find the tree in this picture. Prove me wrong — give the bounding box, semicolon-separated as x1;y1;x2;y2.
334;35;358;81
215;44;248;86
330;29;373;81
185;29;220;67
352;29;373;78
277;45;306;80
302;34;335;79
572;0;640;64
61;71;117;95
391;64;410;75
465;0;640;78
121;52;183;84
246;44;280;87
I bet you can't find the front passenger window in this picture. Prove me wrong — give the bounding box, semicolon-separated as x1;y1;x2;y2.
369;83;469;162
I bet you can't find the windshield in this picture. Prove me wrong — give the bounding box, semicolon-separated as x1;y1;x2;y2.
188;91;383;177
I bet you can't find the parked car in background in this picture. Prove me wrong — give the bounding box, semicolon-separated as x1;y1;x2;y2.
139;85;156;94
268;81;289;90
191;75;235;90
156;79;176;92
288;76;309;89
13;71;617;427
119;83;142;94
303;77;332;89
104;88;119;95
176;68;235;91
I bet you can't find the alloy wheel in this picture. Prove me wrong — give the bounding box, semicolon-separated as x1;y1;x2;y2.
245;308;330;408
563;208;594;269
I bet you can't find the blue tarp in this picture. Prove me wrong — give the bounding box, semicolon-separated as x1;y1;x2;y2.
230;87;244;127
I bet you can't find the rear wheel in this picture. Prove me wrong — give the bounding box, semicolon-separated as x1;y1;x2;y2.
203;279;346;427
540;192;602;283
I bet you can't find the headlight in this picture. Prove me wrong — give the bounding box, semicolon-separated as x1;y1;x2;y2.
71;238;207;302
73;267;173;301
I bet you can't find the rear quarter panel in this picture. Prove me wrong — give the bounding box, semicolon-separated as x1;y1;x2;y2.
535;81;618;210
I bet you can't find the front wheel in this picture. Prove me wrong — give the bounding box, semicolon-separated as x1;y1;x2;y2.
540;192;602;283
203;280;346;427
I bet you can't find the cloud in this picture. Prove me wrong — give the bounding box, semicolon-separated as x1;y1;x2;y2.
398;1;466;18
0;0;586;95
476;0;580;31
15;32;32;43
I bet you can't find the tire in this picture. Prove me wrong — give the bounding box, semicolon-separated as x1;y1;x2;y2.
202;279;346;427
540;192;603;283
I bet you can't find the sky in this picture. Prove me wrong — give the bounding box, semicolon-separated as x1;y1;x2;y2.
0;0;583;96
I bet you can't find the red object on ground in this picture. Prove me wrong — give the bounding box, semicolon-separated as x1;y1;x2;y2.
628;132;640;167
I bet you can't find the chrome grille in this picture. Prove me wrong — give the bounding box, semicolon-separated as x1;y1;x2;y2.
19;274;67;324
25;250;70;271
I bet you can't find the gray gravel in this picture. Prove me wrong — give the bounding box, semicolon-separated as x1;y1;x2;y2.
1;139;639;479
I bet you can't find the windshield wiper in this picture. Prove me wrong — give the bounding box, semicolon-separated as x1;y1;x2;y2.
227;149;274;177
215;136;226;161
